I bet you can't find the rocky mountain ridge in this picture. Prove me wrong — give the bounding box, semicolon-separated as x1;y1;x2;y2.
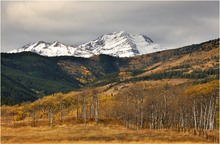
8;31;163;58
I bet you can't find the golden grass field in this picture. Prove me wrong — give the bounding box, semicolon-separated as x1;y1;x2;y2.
1;123;212;144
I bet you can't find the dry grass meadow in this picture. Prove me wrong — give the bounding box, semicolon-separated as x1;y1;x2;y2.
1;123;212;144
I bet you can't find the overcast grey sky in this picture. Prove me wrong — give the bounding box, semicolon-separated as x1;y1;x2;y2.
1;1;219;52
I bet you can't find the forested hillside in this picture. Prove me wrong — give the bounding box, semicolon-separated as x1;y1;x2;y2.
1;38;219;105
1;53;119;105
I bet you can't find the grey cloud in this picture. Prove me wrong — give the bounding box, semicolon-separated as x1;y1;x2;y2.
1;1;219;52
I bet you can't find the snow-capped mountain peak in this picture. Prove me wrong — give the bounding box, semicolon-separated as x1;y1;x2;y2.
8;31;165;58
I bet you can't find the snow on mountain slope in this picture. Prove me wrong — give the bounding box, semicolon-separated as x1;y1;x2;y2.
9;41;77;57
8;31;165;58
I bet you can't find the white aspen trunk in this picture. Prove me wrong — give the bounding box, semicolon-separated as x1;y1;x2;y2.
126;95;129;129
211;96;217;130
211;102;216;130
150;112;153;129
180;109;184;128
91;97;94;119
207;97;212;130
209;97;214;130
48;108;53;127
193;99;197;130
199;103;203;129
60;103;63;122
83;97;87;125
163;93;167;128
203;105;207;130
160;116;163;129
95;96;99;124
182;114;185;132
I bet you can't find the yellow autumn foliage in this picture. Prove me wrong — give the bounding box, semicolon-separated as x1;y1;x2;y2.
185;80;219;98
119;71;132;77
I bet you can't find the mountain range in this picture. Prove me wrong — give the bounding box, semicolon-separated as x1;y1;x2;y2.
8;31;163;58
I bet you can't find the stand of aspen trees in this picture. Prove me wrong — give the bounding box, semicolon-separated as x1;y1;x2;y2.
1;80;219;141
